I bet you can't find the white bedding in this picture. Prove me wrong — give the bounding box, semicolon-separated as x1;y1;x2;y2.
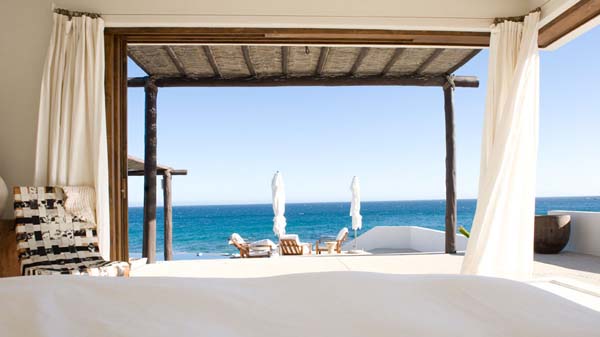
0;272;598;337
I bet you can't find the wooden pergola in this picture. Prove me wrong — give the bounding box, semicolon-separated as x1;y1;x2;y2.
127;156;187;262
128;44;480;262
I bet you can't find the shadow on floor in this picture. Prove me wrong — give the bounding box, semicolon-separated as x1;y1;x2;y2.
535;252;600;274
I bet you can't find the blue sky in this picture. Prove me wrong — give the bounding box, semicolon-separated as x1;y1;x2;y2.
127;27;600;206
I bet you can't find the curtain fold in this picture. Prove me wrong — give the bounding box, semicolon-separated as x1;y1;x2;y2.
461;12;540;280
34;12;110;260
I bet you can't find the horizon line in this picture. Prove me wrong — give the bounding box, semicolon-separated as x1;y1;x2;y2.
127;195;600;208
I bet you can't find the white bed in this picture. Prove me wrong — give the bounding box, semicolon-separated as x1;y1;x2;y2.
1;272;598;337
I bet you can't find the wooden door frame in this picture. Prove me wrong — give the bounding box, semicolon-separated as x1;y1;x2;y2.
104;32;129;260
104;27;493;261
103;2;600;259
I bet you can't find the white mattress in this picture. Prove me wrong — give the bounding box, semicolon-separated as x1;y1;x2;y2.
1;272;598;337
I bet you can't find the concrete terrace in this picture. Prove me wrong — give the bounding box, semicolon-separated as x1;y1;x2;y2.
131;251;600;310
131;251;599;283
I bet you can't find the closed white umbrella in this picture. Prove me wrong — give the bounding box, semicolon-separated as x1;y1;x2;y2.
272;171;287;237
350;176;363;252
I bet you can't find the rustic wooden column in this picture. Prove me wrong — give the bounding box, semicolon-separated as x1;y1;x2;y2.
143;78;158;264
162;170;173;261
444;80;457;254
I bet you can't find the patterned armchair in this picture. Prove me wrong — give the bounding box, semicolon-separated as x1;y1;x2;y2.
13;186;129;276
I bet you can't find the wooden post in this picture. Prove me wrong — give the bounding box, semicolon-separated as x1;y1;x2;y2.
162;170;173;261
444;80;457;254
143;78;158;264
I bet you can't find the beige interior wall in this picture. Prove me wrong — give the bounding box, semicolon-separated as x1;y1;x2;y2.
0;0;52;217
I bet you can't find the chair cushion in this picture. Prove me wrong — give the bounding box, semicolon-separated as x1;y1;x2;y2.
336;227;349;241
26;260;129;276
247;250;271;258
250;239;276;249
229;233;245;245
280;234;300;244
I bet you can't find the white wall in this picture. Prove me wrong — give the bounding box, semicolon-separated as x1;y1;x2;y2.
343;226;468;253
548;211;600;257
0;0;52;217
344;226;411;251
345;212;600;256
410;226;468;252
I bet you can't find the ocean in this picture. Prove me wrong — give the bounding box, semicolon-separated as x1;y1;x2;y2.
128;196;600;259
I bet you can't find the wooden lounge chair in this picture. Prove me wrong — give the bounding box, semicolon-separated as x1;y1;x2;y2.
316;227;348;254
13;186;130;276
279;234;312;255
228;233;274;258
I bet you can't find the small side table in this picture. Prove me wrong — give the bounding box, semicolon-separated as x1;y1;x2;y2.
0;219;19;277
324;241;337;254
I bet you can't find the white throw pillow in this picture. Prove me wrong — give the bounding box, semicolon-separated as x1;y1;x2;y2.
62;186;97;224
336;227;349;241
229;233;245;245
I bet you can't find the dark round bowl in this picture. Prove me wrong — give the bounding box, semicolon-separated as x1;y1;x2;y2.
534;215;571;254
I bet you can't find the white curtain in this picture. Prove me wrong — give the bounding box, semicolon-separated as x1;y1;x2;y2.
461;12;540;280
34;12;110;260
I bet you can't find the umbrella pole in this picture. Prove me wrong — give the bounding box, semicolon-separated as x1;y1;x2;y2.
354;229;357;250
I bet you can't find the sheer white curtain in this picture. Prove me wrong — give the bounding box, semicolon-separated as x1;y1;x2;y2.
461;12;540;280
34;12;110;260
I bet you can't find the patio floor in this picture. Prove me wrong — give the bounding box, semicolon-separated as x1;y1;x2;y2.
131;252;599;281
131;251;600;310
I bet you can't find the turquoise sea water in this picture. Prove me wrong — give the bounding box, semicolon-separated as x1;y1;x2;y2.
128;196;600;259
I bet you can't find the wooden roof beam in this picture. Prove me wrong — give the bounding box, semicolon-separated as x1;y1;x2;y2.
241;46;257;77
538;0;600;48
414;49;444;75
381;49;405;76
109;27;490;47
281;46;290;76
203;46;222;78
164;46;187;75
316;47;330;75
350;47;370;76
127;75;479;88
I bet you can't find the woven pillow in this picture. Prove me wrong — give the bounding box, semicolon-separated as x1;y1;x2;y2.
62;186;96;224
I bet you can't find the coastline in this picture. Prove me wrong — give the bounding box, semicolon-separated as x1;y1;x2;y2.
127;196;600;257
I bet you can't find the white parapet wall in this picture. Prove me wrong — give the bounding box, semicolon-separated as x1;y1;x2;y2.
548;211;600;257
343;226;468;253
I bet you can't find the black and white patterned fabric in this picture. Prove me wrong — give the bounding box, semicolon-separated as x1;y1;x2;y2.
14;186;129;276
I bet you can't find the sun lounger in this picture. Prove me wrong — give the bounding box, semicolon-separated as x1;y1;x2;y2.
315;227;348;254
279;234;312;255
228;233;276;258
